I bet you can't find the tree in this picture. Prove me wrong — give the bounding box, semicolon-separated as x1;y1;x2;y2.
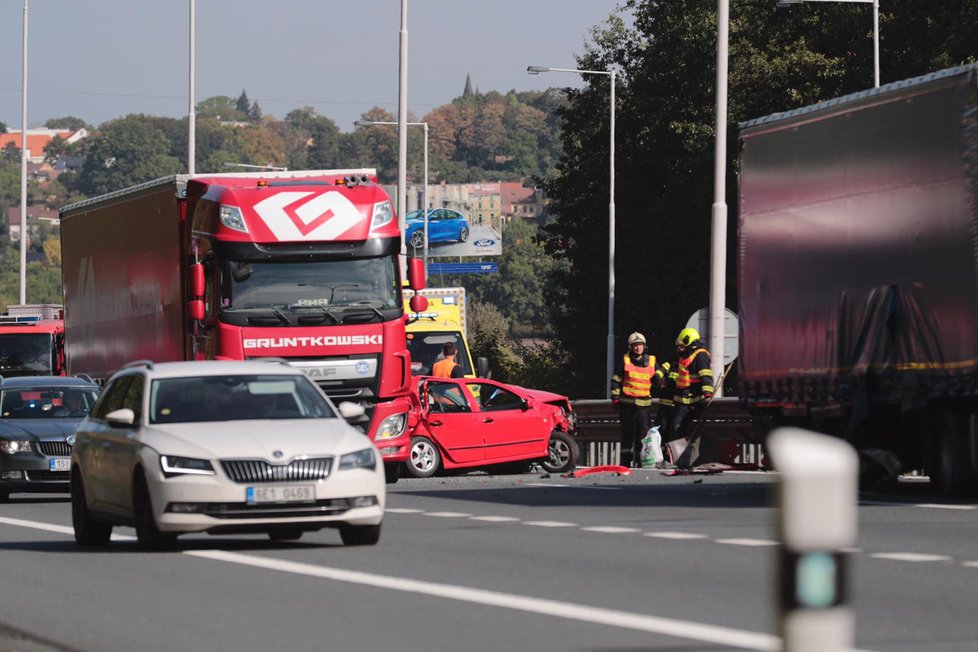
44;116;89;131
0;121;7;134
76;116;182;196
236;90;251;115
196;95;246;122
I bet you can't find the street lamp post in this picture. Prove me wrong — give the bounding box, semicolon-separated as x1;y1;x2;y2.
528;65;615;399
19;0;29;304
777;0;880;87
188;0;196;175
354;120;429;268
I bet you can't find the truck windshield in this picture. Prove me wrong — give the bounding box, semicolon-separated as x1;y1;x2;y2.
219;257;399;321
0;333;54;376
406;332;472;376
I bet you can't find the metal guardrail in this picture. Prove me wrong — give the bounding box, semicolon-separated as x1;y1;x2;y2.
569;398;767;469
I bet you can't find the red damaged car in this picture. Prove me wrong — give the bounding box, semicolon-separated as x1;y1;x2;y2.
404;377;579;478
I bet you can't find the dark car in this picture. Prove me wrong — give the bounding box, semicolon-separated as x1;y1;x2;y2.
0;375;100;502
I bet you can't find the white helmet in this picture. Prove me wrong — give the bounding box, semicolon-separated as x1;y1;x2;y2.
627;332;646;346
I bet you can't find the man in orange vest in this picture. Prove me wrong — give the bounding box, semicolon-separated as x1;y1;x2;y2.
611;332;667;468
662;327;714;468
432;342;464;379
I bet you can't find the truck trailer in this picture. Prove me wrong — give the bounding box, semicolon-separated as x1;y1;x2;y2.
737;64;978;493
60;171;426;482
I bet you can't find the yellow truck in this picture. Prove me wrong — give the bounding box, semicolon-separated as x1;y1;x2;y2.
403;287;488;378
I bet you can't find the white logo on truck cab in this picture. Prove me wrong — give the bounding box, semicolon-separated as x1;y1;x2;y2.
253;191;364;241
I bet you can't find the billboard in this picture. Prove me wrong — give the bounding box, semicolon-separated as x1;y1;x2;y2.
404;208;502;258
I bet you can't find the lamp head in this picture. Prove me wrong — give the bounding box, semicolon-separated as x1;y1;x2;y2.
527;66;550;75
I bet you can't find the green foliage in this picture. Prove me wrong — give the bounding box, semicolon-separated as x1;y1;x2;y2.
76;116;182;196
44;116;89;131
196;95;247;122
0;238;62;306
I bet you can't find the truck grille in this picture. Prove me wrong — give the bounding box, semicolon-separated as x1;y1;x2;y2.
37;441;72;456
220;458;332;484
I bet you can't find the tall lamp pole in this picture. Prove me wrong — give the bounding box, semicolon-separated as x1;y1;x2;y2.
396;0;408;260
19;0;29;305
777;0;880;87
188;0;196;175
528;65;615;399
709;0;730;396
355;120;429;268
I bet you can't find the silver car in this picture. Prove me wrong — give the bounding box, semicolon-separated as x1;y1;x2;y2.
0;376;100;501
70;360;385;549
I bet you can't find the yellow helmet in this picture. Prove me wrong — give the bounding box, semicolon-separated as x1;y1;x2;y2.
676;327;700;348
627;332;646;345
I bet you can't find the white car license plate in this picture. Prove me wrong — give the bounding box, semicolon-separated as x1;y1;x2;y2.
246;485;315;505
49;457;70;472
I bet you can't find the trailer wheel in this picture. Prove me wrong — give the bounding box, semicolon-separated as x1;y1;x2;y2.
932;407;977;497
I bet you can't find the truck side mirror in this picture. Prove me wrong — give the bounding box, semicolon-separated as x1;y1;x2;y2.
189;263;205;298
409;295;428;313
187;299;205;321
407;257;426;291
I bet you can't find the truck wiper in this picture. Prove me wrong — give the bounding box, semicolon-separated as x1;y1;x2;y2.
290;305;341;324
339;303;385;323
245;307;291;326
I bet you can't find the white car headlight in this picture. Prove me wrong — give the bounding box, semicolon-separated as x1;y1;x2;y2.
373;412;407;441
0;439;32;455
160;455;216;478
339;448;376;471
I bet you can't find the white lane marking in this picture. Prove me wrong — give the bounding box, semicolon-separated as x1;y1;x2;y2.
0;516;132;542
523;520;578;528
425;512;471;518
870;553;953;562
915;503;976;511
581;526;641;534
644;532;709;540
842;547;864;554
469;516;521;523
716;538;780;547
963;561;978;568
524;483;570;487
386;508;425;514
186;549;782;651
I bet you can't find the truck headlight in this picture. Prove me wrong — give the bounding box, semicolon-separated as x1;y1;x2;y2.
374;412;407;441
219;205;249;233
0;439;32;455
371;200;393;229
160;455;215;478
339;448;376;471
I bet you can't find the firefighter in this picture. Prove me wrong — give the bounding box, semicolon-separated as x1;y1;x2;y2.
432;342;464;378
663;327;714;468
611;332;667;468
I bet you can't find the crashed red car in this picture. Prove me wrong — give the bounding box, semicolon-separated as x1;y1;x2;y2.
404;376;579;478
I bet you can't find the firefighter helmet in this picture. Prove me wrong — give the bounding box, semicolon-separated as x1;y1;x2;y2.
676;327;700;348
627;332;646;346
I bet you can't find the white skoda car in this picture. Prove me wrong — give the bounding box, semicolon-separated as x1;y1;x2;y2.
70;360;384;549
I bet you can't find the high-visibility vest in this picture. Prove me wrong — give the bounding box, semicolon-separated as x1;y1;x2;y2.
432;358;458;378
676;348;707;390
622;354;655;398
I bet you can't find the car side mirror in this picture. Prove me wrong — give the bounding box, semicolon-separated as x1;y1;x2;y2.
476;357;490;378
105;408;135;427
522;397;534;411
337;402;366;420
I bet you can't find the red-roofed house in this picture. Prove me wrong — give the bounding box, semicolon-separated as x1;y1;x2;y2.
0;128;88;164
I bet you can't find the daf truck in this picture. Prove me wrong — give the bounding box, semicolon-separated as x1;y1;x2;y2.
60;171;427;482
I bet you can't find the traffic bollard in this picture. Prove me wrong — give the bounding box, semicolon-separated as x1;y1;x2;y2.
768;428;859;652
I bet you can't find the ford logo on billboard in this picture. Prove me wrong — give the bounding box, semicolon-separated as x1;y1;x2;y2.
474;239;496;247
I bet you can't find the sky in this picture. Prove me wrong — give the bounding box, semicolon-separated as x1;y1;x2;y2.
0;0;623;134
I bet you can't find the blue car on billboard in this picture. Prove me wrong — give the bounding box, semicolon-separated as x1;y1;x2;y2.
405;209;470;248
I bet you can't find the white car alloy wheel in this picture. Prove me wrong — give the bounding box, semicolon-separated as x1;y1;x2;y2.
407;436;441;478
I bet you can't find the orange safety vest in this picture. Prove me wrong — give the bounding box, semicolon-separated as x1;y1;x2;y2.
621;354;655;398
432;358;459;378
675;348;707;390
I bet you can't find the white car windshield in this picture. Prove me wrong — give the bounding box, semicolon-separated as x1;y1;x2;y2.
149;374;335;424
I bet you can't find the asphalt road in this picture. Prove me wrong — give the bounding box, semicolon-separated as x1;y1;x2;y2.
0;470;975;652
